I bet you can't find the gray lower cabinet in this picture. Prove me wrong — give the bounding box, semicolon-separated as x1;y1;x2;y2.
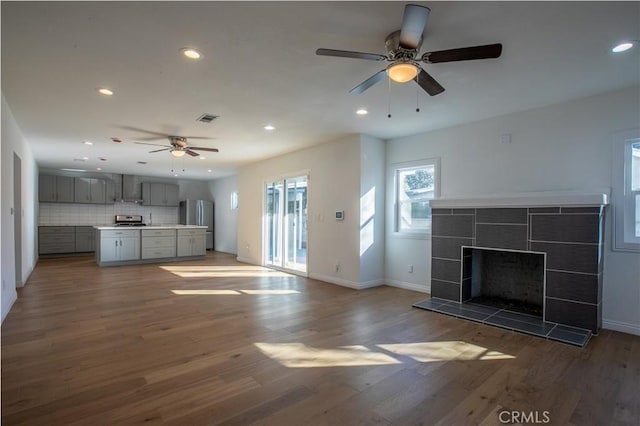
99;230;141;262
176;229;206;257
142;183;179;206
39;175;75;203
74;177;107;204
75;227;96;252
39;227;75;254
141;229;176;259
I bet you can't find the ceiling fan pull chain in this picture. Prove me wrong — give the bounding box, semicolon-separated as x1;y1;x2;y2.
416;73;420;112
387;76;392;118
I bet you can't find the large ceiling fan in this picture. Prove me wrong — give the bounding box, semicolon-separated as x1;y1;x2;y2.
316;4;503;96
123;126;219;157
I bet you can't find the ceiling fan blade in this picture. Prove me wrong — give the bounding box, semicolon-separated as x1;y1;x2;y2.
149;148;171;153
414;68;445;96
422;43;503;63
349;69;387;94
316;48;387;61
189;147;220;152
182;136;216;140
118;126;170;138
399;4;430;49
135;142;172;148
185;149;200;157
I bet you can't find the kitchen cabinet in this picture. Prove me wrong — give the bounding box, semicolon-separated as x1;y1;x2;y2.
142;183;179;206
74;177;107;204
39;227;75;254
177;228;206;257
39;175;74;203
75;227;96;252
141;229;176;259
98;229;140;262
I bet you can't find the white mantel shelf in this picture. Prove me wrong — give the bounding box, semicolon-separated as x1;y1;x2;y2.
430;192;609;209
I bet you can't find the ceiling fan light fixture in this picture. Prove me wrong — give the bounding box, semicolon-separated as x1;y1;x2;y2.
387;62;418;83
171;149;186;158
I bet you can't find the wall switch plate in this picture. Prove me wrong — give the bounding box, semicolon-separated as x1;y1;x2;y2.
408;264;413;273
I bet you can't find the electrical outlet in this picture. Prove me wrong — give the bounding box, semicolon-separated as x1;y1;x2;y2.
335;263;340;272
408;264;413;273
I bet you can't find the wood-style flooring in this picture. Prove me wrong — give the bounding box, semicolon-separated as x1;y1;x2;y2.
2;252;639;425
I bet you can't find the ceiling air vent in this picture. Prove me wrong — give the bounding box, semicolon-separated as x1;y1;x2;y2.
137;161;147;165
196;113;219;123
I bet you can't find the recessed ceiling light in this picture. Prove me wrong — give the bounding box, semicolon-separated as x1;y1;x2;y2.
356;108;368;115
82;157;89;160
612;41;635;53
264;125;275;131
174;174;179;177
97;88;114;96
207;169;212;173
83;141;93;145
96;167;102;171
182;48;202;60
199;156;206;160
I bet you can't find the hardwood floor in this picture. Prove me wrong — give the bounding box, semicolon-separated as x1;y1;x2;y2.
2;252;638;425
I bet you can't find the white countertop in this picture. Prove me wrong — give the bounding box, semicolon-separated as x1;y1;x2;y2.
94;225;208;230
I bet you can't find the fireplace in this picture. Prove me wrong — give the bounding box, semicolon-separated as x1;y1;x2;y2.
414;193;607;346
465;247;545;316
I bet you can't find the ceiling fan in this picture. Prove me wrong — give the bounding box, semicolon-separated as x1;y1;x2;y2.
121;126;219;157
316;4;503;96
135;136;219;157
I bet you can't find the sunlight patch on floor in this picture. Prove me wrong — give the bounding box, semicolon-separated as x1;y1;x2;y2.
255;340;515;368
171;289;301;295
254;343;401;368
160;265;296;278
376;341;515;362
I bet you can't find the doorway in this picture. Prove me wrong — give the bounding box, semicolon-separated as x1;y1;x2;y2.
264;175;308;274
13;153;22;287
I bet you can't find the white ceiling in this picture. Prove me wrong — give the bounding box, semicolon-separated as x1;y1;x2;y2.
2;1;639;180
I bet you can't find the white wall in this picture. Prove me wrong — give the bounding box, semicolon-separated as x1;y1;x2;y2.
1;93;38;322
385;86;640;335
237;135;363;287
209;175;238;254
359;135;386;286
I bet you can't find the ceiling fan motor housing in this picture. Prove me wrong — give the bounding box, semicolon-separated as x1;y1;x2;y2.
385;30;422;59
170;136;188;148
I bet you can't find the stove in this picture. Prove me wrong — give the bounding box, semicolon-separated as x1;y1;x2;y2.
114;215;146;227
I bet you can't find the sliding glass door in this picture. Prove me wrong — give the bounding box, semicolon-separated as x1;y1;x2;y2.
264;175;308;274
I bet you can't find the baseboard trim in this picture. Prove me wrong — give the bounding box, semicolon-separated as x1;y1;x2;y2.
1;291;17;324
236;256;254;264
602;319;640;336
385;279;430;294
308;273;382;290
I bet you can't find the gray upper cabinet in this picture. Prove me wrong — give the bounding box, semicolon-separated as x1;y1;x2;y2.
142;183;180;206
39;175;74;203
74;177;107;204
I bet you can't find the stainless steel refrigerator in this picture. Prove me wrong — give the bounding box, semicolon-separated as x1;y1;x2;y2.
179;200;214;250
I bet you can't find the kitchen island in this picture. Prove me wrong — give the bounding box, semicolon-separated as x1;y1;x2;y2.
94;225;207;266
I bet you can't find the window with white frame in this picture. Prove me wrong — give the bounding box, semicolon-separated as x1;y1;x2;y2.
613;128;640;251
394;159;439;235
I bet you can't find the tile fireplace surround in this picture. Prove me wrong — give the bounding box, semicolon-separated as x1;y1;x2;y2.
414;193;608;347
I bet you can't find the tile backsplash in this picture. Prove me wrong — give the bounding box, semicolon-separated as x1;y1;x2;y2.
39;203;179;226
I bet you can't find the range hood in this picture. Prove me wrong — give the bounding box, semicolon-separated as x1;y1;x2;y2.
115;174;143;203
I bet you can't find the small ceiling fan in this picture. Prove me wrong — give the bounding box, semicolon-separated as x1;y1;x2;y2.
316;4;503;96
122;126;219;157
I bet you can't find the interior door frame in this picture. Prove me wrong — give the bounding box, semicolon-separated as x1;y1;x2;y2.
13;153;23;288
262;170;310;277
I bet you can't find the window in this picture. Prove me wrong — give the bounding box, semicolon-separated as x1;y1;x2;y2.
613;128;640;251
394;159;439;235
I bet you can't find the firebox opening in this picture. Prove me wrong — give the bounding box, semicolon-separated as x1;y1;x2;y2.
464;247;545;317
